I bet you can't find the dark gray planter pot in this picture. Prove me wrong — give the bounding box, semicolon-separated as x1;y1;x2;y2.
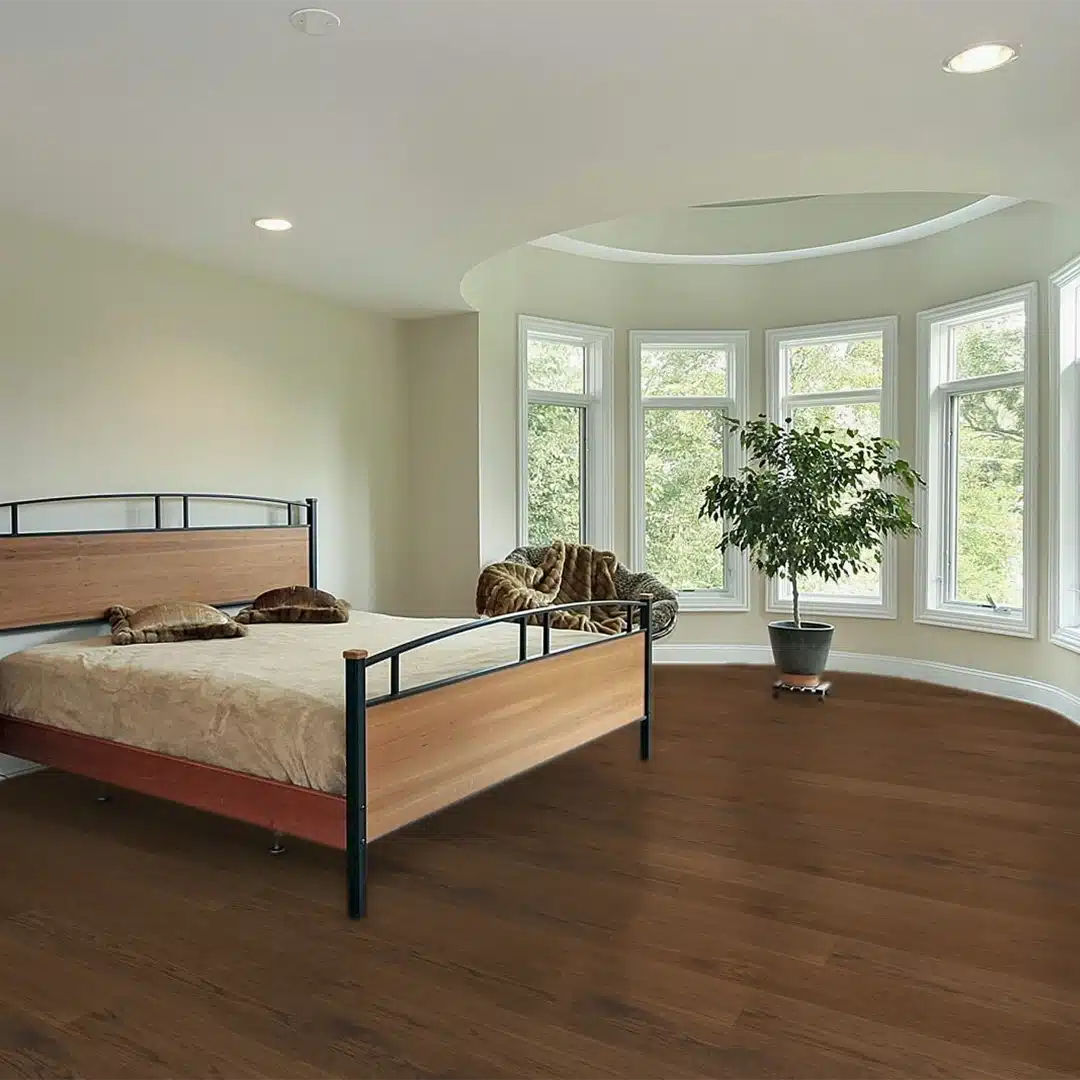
768;620;835;681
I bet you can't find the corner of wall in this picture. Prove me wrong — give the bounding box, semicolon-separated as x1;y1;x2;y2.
399;313;482;616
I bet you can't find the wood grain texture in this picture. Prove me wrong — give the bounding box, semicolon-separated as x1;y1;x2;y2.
1;664;1078;1078
367;633;645;839
0;527;309;629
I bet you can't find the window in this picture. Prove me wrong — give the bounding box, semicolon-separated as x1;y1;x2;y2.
766;317;899;618
1050;257;1080;651
629;331;749;611
518;316;614;549
916;284;1037;637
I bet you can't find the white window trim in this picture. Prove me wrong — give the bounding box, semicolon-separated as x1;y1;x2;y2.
1049;257;1080;653
517;315;615;551
765;316;900;620
915;283;1038;638
629;330;750;612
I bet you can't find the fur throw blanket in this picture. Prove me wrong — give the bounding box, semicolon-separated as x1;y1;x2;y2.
476;540;626;634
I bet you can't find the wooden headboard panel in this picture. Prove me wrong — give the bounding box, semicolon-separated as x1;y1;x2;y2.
0;494;316;631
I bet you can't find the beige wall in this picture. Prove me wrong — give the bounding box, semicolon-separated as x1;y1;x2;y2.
461;201;1080;697
399;313;481;616
0;211;408;616
0;211;414;776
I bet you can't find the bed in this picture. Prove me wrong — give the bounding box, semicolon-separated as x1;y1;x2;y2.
0;493;653;918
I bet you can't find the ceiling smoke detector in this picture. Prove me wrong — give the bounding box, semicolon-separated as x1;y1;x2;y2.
289;8;341;36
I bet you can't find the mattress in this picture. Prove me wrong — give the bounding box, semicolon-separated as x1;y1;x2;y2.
0;611;603;796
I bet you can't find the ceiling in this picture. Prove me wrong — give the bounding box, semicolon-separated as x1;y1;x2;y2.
1;0;1078;315
532;193;1017;263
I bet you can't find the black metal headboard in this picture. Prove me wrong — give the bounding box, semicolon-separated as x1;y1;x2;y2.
0;493;318;632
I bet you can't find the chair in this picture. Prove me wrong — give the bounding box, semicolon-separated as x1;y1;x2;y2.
504;544;679;639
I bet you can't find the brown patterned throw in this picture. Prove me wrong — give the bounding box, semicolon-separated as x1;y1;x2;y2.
476;540;626;635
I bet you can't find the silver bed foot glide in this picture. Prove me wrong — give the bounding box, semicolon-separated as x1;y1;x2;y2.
269;831;286;855
94;788;111;803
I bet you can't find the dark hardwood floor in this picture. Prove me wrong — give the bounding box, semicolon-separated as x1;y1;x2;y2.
2;665;1080;1079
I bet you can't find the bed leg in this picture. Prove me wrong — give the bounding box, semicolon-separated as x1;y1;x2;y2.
269;831;286;855
640;597;653;762
343;649;369;919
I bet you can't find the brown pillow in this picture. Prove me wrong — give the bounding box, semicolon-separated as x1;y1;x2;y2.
106;602;247;645
235;585;349;624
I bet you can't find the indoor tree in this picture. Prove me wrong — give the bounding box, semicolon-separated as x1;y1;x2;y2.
700;416;922;629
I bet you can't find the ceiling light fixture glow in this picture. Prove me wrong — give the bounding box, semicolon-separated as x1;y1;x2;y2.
943;42;1019;74
253;217;293;232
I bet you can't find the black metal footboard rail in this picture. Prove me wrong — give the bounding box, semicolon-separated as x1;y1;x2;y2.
341;597;654;918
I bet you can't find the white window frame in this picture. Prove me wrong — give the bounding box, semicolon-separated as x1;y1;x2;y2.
517;315;614;550
765;316;899;620
629;330;749;612
915;283;1038;638
1050;257;1080;652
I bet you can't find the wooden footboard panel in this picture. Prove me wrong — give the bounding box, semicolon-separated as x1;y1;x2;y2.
365;633;646;840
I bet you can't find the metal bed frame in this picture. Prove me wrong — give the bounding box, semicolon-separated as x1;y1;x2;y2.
0;493;653;919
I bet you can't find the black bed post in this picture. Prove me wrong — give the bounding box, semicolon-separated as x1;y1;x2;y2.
343;649;369;918
640;596;653;761
306;498;319;588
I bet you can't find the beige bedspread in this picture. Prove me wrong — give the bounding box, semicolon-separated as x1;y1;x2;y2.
0;612;602;796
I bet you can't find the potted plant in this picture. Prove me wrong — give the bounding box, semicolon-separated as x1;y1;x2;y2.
700;416;922;686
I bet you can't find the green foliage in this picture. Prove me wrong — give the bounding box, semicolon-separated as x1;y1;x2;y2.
527;402;582;545
644;407;727;590
641;346;727;397
786;336;882;394
526;337;585;393
782;336;886;598
526;337;586;545
640;346;732;590
700;416;922;627
949;316;1025;607
525;318;1024;615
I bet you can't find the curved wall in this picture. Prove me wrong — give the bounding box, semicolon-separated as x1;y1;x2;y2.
462;200;1080;701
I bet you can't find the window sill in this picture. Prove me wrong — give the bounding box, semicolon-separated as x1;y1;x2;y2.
767;599;894;621
1050;626;1080;655
677;591;749;614
915;607;1034;639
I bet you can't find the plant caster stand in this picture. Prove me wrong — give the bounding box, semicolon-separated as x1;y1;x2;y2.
773;679;831;701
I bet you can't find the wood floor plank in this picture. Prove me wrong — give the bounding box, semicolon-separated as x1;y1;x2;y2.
828;934;1080;1020
1;664;1079;1078
736;990;1075;1079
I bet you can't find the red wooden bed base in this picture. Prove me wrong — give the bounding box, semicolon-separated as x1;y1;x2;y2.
0;714;346;849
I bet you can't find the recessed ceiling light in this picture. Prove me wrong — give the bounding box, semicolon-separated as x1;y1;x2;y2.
253;217;293;232
289;8;341;36
943;42;1019;74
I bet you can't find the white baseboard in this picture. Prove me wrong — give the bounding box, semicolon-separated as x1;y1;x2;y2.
653;642;1080;727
